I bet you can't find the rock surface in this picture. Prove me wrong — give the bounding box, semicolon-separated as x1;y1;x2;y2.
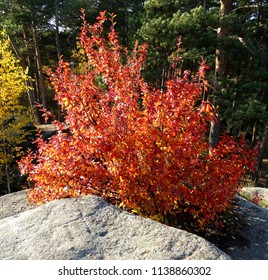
0;192;229;260
223;196;268;260
0;190;35;220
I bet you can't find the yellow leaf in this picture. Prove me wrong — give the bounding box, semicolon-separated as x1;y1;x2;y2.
62;97;69;107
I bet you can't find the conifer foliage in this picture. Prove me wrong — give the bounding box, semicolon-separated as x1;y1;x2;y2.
19;12;257;229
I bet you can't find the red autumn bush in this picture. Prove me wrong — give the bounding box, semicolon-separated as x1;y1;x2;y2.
19;11;258;230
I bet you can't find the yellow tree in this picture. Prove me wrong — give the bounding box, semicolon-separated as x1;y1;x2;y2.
0;29;33;194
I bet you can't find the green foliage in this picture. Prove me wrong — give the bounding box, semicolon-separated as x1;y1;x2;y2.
139;0;268;142
212;1;268;139
170;6;218;66
139;3;218;85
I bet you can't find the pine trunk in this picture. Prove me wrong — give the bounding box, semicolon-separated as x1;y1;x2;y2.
32;22;47;110
55;0;61;60
209;0;233;149
55;0;63;121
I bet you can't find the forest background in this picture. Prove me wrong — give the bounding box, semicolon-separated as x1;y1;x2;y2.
0;0;268;196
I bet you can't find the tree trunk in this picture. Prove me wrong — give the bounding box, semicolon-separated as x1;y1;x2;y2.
8;32;39;122
215;0;233;81
209;120;221;149
209;0;233;149
253;123;268;185
3;139;11;194
203;0;207;10
22;27;39;105
55;0;63;121
32;21;47;110
55;0;61;60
